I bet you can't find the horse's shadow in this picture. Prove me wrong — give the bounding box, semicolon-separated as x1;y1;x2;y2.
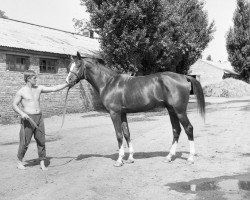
24;151;189;167
76;151;189;162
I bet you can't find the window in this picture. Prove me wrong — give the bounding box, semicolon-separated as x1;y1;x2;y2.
39;58;57;73
6;54;29;71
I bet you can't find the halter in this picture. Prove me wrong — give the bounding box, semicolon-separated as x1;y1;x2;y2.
69;70;82;82
69;60;86;83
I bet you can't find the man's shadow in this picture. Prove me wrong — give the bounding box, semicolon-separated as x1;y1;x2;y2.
24;156;75;167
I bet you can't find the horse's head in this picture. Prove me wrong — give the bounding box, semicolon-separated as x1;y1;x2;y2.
66;52;85;87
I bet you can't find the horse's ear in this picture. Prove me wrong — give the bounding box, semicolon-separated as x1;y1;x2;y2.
76;52;81;60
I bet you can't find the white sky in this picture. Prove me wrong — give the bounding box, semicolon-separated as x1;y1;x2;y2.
202;0;237;62
0;0;237;62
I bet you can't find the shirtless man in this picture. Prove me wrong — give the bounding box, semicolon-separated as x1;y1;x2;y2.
12;70;69;170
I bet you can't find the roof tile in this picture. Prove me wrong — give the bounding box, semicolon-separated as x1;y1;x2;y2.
0;18;100;56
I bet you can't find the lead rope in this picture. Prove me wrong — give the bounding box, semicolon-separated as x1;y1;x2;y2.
61;60;85;128
21;119;26;147
40;87;71;184
61;87;70;128
27;117;52;136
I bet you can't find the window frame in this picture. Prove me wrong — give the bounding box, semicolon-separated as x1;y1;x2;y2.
6;54;30;72
39;58;58;74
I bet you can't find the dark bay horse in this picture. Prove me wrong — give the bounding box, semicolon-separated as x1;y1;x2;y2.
66;52;205;167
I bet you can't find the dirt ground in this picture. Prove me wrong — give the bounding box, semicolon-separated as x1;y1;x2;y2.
0;96;250;200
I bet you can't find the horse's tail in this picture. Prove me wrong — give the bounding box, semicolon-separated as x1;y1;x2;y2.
185;75;205;120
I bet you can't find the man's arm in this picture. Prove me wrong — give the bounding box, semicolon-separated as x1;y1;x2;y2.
40;83;69;93
12;90;29;119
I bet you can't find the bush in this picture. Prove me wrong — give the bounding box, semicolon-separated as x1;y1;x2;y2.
203;78;250;97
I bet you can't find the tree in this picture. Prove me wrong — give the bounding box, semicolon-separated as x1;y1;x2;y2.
73;18;90;34
226;0;250;82
158;0;214;74
0;10;8;19
81;0;214;75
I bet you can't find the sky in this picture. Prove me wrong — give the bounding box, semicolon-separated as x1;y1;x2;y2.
202;0;237;62
0;0;237;62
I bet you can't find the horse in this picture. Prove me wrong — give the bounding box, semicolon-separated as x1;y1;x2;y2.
66;52;205;167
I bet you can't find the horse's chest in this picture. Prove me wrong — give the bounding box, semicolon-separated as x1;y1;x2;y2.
101;89;123;109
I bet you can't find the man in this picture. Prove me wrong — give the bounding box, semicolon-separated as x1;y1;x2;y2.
12;70;69;170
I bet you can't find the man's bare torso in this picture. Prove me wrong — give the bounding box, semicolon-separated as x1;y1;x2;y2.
20;85;42;114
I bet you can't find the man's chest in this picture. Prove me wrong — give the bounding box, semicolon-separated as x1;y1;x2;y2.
22;88;41;101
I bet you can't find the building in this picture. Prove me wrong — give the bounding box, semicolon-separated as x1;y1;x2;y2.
188;59;239;87
0;18;102;124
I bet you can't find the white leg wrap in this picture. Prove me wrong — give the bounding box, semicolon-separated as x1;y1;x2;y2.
188;140;195;164
165;141;178;162
117;145;124;163
169;141;178;155
128;143;134;160
189;140;195;155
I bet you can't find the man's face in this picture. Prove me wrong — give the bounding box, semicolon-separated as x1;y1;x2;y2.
28;75;37;85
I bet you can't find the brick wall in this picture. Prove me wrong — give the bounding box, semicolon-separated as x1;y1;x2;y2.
0;51;103;124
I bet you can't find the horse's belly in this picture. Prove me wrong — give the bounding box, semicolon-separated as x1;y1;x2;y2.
122;98;164;113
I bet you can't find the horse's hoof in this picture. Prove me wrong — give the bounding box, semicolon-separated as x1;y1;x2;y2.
113;161;124;167
187;157;194;164
165;153;176;163
164;156;172;163
126;158;135;164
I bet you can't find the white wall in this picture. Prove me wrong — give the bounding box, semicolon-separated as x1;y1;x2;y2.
189;60;224;87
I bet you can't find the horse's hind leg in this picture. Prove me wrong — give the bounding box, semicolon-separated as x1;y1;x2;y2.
177;112;195;163
166;108;182;162
121;113;134;163
110;111;125;167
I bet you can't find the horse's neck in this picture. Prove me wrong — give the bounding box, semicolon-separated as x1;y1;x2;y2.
85;65;115;94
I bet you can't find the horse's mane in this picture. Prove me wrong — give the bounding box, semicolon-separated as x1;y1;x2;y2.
84;57;118;77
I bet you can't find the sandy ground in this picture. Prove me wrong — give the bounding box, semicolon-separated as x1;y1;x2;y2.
0;96;250;200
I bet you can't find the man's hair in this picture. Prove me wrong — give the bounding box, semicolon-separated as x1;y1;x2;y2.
24;70;36;83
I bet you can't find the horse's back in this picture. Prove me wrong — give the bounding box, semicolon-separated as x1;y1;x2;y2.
138;72;191;108
102;72;190;112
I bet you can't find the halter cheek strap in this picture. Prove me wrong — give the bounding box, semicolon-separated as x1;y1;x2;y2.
69;61;86;83
69;70;81;81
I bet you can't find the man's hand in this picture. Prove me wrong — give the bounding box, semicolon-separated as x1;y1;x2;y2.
21;113;29;119
66;79;75;88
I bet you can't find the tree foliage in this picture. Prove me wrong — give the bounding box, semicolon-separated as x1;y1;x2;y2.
0;10;8;18
226;0;250;82
81;0;214;75
158;0;214;74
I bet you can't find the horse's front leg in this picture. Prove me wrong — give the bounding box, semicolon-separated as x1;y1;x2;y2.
110;111;124;167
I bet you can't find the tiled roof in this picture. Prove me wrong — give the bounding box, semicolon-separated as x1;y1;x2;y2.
189;59;239;75
202;59;239;75
0;18;100;56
